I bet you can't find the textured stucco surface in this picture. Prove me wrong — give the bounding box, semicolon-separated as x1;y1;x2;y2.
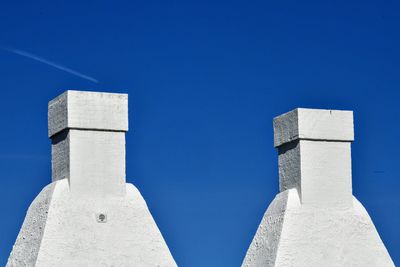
48;90;128;137
68;129;126;197
299;140;352;208
273;108;354;147
48;91;68;138
8;180;176;266
7;183;55;267
278;141;301;193
278;140;352;208
242;190;292;267
243;108;394;266
242;189;394;267
8;90;176;266
51;130;70;182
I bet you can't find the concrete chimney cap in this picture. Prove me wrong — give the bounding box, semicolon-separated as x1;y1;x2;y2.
273;108;354;147
48;90;128;137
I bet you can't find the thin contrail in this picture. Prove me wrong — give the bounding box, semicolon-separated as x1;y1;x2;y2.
0;46;99;83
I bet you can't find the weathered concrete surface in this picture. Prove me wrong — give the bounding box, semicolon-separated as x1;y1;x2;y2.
242;108;394;266
8;90;176;266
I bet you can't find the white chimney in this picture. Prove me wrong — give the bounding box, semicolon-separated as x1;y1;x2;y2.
8;90;177;267
242;108;394;267
48;90;128;196
274;108;354;208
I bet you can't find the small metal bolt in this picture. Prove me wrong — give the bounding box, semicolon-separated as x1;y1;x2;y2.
96;213;107;223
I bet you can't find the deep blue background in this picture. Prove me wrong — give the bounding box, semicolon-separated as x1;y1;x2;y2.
0;1;399;266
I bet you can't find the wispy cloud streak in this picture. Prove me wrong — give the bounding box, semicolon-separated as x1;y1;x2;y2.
0;46;99;83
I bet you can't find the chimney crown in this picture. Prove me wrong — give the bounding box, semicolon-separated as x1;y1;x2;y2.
48;90;128;137
273;108;354;147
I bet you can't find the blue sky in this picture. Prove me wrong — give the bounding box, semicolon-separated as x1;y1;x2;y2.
0;0;399;266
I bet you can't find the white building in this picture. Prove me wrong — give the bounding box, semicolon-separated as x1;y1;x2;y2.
7;95;394;266
7;90;177;266
242;108;394;267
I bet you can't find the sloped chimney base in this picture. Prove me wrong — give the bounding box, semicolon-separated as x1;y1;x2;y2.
7;180;176;267
242;189;394;267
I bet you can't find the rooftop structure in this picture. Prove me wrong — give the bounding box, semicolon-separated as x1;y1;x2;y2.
7;90;176;267
242;108;394;267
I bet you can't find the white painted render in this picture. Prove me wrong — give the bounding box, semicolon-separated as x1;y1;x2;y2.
242;108;394;266
8;180;176;267
242;189;394;267
7;90;176;266
68;129;126;197
48;90;128;137
273;108;354;147
278;140;353;208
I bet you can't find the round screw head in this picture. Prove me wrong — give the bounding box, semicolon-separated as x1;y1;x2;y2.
96;213;107;223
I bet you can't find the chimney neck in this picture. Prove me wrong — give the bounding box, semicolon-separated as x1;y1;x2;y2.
273;108;354;208
48;90;128;197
